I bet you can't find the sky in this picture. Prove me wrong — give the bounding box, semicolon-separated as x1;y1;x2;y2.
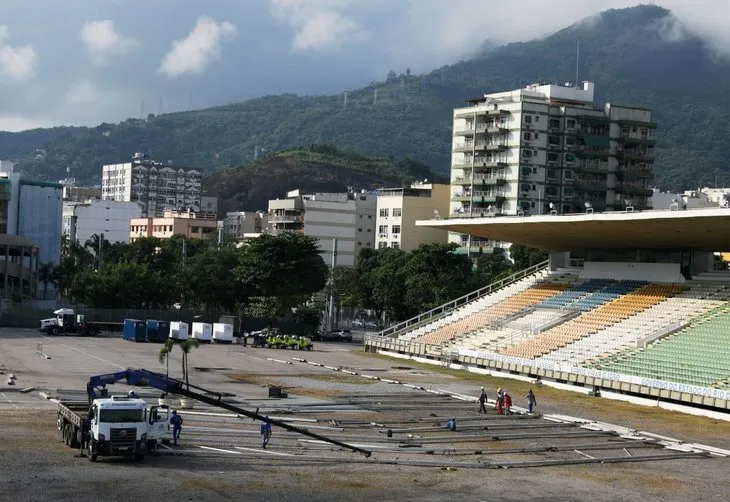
0;0;728;132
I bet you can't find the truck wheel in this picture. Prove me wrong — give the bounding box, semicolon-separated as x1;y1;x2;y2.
52;327;59;336
88;441;97;462
63;425;71;445
70;427;80;448
88;452;97;462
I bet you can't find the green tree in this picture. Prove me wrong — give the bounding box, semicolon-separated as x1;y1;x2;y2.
184;243;248;312
79;261;165;308
292;304;322;335
402;243;473;313
37;262;59;300
474;248;513;286
369;248;410;321
509;245;549;271
236;233;328;329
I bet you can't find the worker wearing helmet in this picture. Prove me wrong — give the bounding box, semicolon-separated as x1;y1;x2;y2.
128;390;138;398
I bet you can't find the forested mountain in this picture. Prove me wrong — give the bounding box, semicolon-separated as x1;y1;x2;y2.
0;4;727;191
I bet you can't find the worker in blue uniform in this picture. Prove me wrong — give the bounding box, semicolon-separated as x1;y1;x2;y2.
170;410;183;446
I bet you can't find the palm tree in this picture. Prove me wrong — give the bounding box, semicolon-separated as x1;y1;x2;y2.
37;263;59;300
157;338;200;389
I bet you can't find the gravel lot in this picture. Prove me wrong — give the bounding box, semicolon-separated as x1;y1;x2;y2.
1;328;728;501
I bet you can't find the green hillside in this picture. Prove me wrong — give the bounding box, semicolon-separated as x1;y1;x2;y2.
0;5;727;191
206;145;446;212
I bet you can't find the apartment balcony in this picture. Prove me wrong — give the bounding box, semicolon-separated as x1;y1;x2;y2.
473;160;508;170
268;214;303;223
618;183;653;196
484;123;509;134
476;141;508;153
571;163;609;175
454;108;511;119
618;167;655;180
575;145;610;158
617;119;658;129
453;143;476;153
452;191;503;203
616;132;657;146
616;148;655;161
572;179;608;192
452;174;507;186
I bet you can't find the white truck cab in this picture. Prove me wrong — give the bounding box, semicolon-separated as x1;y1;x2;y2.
39;308;83;334
87;396;170;461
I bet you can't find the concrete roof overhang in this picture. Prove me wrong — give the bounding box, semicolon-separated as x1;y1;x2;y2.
416;208;730;251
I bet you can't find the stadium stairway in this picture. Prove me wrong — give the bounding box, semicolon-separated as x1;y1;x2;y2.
539;282;728;366
411;281;571;346
498;282;686;359
592;303;730;389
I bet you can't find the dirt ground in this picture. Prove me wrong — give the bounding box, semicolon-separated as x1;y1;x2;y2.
0;331;728;501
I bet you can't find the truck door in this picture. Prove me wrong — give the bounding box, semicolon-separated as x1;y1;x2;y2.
147;406;171;440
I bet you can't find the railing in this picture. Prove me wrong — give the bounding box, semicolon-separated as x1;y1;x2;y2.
372;260;550;339
637;320;689;349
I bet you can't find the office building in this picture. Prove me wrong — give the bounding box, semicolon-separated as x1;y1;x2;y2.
267;189;376;267
63;199;142;245
449;81;657;254
102;152;209;217
0;161;61;300
374;182;450;252
130;209;218;242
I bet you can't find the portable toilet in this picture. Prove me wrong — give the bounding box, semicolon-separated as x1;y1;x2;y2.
212;323;233;344
146;320;170;342
123;319;147;342
192;322;212;343
170;321;189;341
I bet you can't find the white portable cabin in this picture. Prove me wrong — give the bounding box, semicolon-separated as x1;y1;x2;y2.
212;323;233;344
191;322;212;342
169;321;189;341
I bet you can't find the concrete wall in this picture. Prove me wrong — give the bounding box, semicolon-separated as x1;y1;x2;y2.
71;200;141;244
580;261;684;283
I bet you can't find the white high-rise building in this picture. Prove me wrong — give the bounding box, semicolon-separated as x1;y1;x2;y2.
267;189;377;267
63;199;143;245
101;153;205;217
450;81;656;254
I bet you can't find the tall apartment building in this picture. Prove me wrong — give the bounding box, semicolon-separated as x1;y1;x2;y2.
374;182;450;252
63;199;142;245
267;189;377;267
102;153;214;217
130;209;218;242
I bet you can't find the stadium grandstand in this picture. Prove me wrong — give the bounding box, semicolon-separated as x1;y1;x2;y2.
364;207;730;412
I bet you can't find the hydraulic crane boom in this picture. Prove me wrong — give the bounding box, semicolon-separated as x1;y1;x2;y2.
87;368;371;457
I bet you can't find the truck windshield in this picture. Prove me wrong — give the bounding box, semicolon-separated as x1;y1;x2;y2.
98;409;144;423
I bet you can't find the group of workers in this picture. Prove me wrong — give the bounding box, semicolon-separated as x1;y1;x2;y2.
478;386;537;415
163;410;272;449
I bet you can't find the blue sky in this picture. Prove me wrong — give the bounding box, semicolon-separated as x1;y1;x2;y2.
0;0;727;131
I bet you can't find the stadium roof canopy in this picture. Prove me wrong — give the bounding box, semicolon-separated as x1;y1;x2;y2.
416;208;730;251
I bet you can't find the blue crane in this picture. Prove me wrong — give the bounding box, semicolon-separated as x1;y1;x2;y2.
86;368;371;457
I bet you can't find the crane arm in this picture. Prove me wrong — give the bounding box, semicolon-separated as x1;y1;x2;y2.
86;368;371;457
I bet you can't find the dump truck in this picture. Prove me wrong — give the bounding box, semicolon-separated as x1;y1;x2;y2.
57;395;171;462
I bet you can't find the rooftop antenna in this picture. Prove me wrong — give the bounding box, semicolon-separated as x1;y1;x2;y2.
575;39;580;89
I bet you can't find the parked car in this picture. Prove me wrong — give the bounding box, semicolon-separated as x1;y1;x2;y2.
337;330;353;342
364;321;379;330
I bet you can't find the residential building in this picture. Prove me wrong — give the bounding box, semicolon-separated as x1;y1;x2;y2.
650;188;718;211
685;187;730;207
449;81;657;254
374;182;450;252
130;209;218;242
102;152;211;217
63;199;142;246
267;189;376;267
222;211;268;240
0;161;61;299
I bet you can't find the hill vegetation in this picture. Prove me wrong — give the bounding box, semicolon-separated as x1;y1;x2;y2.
1;5;728;191
205;145;446;211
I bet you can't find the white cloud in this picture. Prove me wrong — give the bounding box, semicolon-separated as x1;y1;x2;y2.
65;80;101;105
80;20;137;65
158;16;237;77
0;25;37;81
270;0;369;52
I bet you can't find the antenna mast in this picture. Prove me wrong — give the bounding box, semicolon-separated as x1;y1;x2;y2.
575;39;580;88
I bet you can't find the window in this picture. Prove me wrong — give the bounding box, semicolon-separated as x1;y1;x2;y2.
367;228;371;232
567;119;576;128
549;118;560;129
358;228;362;232
391;242;400;249
392;208;402;217
379;208;389;217
368;215;372;219
378;225;388;235
522;132;532;141
547;153;558;162
366;242;371;247
521;183;532;192
378;242;387;249
392;225;401;234
534;116;540;122
524;115;532;124
532;168;537;174
534;133;539;139
521;150;533;158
